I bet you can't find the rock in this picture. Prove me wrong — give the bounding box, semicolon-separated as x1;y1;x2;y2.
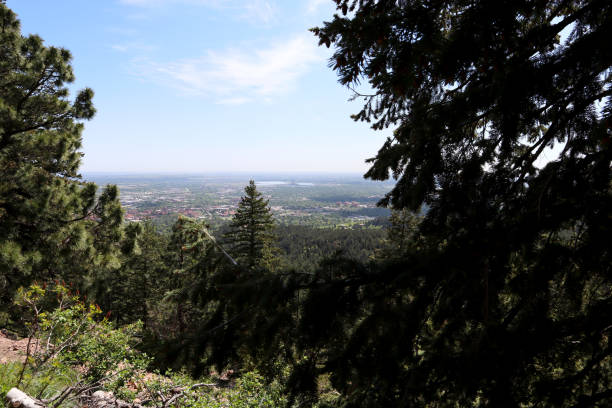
89;390;144;408
1;329;19;340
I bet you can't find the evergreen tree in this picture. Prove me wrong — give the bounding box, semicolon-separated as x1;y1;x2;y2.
225;180;278;270
152;215;229;371
163;216;210;335
199;1;611;406
87;220;167;327
0;4;129;315
384;208;422;256
308;1;612;405
276;224;386;271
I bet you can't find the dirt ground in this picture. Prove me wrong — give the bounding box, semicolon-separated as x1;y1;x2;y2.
0;330;30;364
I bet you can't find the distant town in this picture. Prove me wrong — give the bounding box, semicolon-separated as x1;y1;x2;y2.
85;173;394;229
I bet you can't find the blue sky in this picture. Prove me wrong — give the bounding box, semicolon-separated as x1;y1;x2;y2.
7;0;389;174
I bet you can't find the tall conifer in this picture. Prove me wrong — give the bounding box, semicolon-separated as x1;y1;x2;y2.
225;180;277;271
0;3;128;313
199;1;612;406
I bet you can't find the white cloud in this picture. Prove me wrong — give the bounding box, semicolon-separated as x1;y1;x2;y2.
240;0;276;24
306;0;328;14
217;97;252;105
119;0;220;5
110;41;156;53
136;35;323;104
118;0;277;24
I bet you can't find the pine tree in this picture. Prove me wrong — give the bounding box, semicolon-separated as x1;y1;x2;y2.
86;220;167;327
199;1;611;406
307;1;612;405
384;209;422;256
0;4;129;314
225;180;277;271
153;215;227;370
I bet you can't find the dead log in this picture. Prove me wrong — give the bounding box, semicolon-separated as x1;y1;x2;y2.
5;388;145;408
5;388;46;408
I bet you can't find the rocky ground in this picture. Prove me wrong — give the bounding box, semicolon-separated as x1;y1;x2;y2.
0;330;29;364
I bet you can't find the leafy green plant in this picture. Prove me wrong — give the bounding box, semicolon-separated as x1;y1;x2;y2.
114;369;287;408
5;283;150;407
0;362;20;398
225;372;287;408
0;361;80;407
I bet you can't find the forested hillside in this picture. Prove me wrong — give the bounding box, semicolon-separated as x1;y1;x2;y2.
1;0;611;407
276;224;385;271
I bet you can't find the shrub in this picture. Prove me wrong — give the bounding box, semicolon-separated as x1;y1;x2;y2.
3;283;149;407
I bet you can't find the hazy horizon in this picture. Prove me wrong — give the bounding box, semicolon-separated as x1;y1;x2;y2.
83;170;371;176
82;170;395;186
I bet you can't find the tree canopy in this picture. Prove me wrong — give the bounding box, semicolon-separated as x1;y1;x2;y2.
0;3;129;314
301;0;612;405
166;3;611;406
1;1;610;406
224;180;278;271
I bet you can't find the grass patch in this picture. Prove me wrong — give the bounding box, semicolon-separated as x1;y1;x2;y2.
0;361;80;407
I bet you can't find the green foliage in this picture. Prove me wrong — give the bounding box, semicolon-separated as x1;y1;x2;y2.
4;1;610;407
0;3;131;316
307;0;612;405
276;224;385;271
0;361;80;407
87;220;166;327
381;208;423;256
168;216;211;272
2;279;290;407
224;372;287;408
121;369;286;408
193;1;612;407
0;363;20;399
163;216;214;336
224;180;279;271
6;283;150;406
131;216;228;371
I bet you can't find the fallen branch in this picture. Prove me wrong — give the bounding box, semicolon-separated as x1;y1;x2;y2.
6;388;46;408
162;383;217;408
5;387;149;408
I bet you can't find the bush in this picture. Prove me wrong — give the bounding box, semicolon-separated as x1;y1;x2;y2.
2;283;150;407
4;284;296;407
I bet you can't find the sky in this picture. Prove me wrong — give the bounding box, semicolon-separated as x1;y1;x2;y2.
7;0;389;174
